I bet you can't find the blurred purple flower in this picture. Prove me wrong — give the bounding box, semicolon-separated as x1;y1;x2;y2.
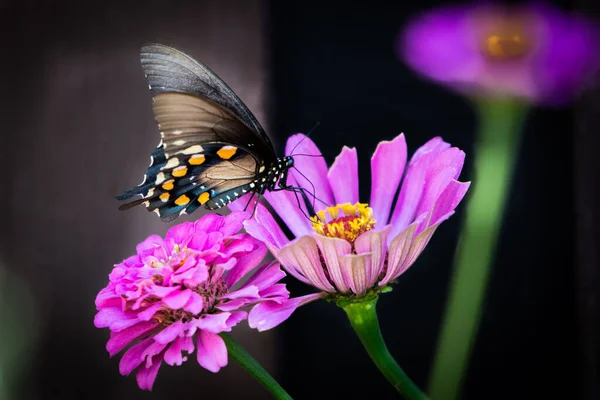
94;212;296;390
231;134;470;299
398;2;600;105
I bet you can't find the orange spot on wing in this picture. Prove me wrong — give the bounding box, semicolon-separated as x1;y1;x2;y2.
172;166;188;177
175;194;190;206
189;154;206;165
159;193;170;202
217;146;237;160
198;192;210;205
162;180;174;191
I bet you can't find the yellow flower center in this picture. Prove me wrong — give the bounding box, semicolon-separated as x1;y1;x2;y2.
478;12;533;60
311;202;376;243
485;34;528;59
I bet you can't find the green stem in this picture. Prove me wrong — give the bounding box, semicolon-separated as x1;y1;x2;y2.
343;297;429;400
428;99;528;400
221;333;293;400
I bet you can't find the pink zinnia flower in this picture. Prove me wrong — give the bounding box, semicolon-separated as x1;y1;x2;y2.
398;2;600;105
94;212;294;390
230;133;470;300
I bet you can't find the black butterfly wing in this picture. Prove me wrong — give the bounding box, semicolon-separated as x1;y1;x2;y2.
140;43;275;159
117;43;277;222
118;93;262;222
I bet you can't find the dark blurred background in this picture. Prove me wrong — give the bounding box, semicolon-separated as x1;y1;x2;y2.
1;0;598;399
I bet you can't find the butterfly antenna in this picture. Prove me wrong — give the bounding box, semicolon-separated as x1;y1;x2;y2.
292;166;331;210
288;122;321;157
291;153;325;158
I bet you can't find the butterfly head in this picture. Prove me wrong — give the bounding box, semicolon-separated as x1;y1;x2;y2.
283;156;294;169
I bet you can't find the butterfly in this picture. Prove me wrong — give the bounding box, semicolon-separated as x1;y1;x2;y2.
117;43;304;222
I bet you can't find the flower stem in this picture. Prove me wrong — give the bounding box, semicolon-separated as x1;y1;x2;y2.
342;298;429;400
221;333;293;400
428;99;528;399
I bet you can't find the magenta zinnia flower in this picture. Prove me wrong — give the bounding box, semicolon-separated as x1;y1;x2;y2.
94;212;294;390
398;2;600;105
230;133;469;300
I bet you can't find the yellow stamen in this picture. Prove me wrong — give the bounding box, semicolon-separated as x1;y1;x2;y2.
311;202;376;243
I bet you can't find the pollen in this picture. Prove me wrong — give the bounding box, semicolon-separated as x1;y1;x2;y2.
311;202;376;243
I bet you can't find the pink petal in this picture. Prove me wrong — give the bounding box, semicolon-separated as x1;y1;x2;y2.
328;146;359;204
173;254;200;276
195;313;232;334
311;234;352;293
164;336;195;367
354;226;391;285
119;337;153;375
431;180;471;226
150;285;181;298
248;293;325;331
224;285;259;300
163;289;192;310
391;219;444;280
136;352;164;391
165;222;195;245
369;133;407;226
389;137;450;237
216;298;249;312
258;283;290;300
340;253;373;296
164;336;189;366
196;330;228;372
238;260;286;292
285;133;334;207
264;183;313;238
107;321;159;357
137;303;164;321
414;147;465;220
95;288;120;308
243;203;290;249
225;241;268;287
141;341;168;364
267;242;312;285
121;254;143;268
220;211;251;236
94;307;138;331
183;292;204;315
136;235;163;255
227;192;256;212
275;236;335;292
193;214;224;234
213;257;238;272
187;231;208;251
153;320;185;344
380;220;419;286
226;311;247;329
222;238;255;259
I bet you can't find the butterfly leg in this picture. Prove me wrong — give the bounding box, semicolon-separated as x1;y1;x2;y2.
270;185;316;220
242;191;256;211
